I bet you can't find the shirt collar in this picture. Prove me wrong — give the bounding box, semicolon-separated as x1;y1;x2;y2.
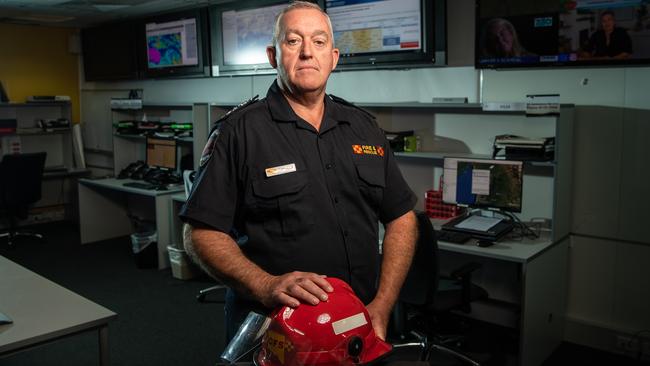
266;80;349;133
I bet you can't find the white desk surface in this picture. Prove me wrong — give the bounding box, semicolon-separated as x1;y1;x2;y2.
437;231;554;264
79;177;184;197
0;256;116;354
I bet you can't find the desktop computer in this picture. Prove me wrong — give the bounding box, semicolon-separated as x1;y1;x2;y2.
441;157;524;241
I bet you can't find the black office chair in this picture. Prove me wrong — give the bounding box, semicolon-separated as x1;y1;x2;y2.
390;211;488;366
0;152;47;246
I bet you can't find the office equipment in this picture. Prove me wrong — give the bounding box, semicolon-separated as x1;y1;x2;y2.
493;134;555;161
476;0;650;68
209;0;320;76
146;137;177;170
325;0;447;70
391;212;486;365
443;157;524;212
0;152;47;246
140;8;211;78
0;255;116;365
82;21;140;81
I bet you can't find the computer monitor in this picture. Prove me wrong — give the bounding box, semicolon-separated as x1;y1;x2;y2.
146;138;177;170
442;157;524;213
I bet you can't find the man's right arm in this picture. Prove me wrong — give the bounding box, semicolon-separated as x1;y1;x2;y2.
183;223;332;308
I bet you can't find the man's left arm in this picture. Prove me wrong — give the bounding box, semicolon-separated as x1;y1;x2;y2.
366;210;417;340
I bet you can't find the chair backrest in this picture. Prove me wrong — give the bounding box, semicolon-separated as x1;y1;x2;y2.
399;211;439;306
0;152;47;207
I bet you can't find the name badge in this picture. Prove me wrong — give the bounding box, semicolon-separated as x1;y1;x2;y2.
265;163;296;177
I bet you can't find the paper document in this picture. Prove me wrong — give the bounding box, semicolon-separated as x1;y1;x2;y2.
454;215;502;232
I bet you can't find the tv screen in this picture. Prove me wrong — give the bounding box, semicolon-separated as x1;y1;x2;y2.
141;8;210;78
443;157;524;213
476;0;650;68
210;0;325;76
82;21;139;81
325;0;446;70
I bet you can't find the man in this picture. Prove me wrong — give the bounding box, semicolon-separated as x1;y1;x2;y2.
180;1;417;341
581;10;632;59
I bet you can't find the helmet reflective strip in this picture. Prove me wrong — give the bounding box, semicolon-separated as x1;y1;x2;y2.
331;313;367;335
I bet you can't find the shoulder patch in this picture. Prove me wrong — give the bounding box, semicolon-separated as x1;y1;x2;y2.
328;94;375;120
210;95;260;132
200;95;260;168
199;96;259;168
199;126;221;168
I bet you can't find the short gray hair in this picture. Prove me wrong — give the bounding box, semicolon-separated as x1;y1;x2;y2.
271;1;334;47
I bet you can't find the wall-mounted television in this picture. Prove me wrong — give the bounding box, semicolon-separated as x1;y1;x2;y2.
210;0;325;76
140;8;211;78
324;0;447;70
82;21;140;81
476;0;650;69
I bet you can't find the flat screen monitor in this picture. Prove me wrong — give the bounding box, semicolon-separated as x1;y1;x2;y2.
209;0;325;76
325;0;446;70
141;8;210;78
146;138;177;170
443;157;524;213
476;0;650;69
82;21;139;81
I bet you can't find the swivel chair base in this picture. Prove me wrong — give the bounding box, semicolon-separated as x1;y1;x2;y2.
0;231;44;246
196;284;227;302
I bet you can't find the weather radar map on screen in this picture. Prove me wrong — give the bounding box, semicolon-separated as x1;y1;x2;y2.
327;0;423;55
221;3;285;65
146;18;199;68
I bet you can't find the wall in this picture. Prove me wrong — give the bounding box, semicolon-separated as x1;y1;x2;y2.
77;0;650;357
0;23;80;123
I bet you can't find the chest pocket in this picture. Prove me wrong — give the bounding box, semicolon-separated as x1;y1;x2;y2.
355;163;385;211
251;170;314;237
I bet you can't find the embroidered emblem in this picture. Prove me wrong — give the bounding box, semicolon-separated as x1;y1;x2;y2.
199;128;220;167
352;145;384;157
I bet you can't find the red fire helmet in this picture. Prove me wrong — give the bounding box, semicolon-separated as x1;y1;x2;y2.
256;278;392;366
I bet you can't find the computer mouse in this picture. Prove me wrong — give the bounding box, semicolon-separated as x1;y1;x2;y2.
477;240;495;247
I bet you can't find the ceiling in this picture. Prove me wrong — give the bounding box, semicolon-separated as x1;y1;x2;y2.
0;0;230;28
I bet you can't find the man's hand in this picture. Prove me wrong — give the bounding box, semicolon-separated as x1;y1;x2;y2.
365;300;391;340
256;272;333;308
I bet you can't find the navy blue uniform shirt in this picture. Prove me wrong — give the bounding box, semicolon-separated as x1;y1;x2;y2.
180;80;416;305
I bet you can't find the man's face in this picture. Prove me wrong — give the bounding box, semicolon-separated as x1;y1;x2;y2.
267;8;339;94
601;14;615;33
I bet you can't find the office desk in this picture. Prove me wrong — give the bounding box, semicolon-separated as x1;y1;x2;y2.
435;228;569;366
0;256;116;365
78;178;184;269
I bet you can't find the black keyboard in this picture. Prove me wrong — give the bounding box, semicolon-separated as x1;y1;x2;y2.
123;182;158;190
436;230;472;244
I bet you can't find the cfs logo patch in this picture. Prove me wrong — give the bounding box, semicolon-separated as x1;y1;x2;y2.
265;330;294;364
352;144;384;157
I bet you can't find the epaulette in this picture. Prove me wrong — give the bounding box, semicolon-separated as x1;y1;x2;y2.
208;95;260;135
328;94;376;120
200;95;259;168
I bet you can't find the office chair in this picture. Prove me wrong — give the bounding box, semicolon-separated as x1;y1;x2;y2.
0;152;47;246
390;211;488;366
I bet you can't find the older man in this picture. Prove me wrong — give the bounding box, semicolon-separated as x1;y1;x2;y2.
180;1;417;341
